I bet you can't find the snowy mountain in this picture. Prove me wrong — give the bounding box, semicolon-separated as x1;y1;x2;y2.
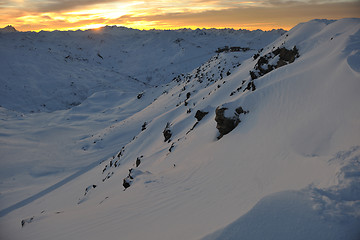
0;26;283;113
1;19;360;240
0;25;17;33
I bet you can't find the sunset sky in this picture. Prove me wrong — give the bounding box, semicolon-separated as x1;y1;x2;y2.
1;0;359;31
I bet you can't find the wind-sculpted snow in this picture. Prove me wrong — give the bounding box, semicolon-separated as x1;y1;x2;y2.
0;19;360;240
345;29;360;73
202;146;360;240
311;146;360;222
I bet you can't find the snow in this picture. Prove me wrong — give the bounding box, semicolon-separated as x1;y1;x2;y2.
203;146;360;240
0;26;282;113
203;190;360;240
1;19;360;240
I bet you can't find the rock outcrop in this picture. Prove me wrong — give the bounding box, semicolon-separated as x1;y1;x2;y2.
195;110;208;121
251;46;299;80
163;122;172;142
215;106;247;139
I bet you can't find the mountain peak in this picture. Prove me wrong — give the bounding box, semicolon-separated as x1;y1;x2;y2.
0;25;17;33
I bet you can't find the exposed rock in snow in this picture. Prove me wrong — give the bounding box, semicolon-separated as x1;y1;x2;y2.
250;46;299;80
21;216;34;227
215;106;247;139
163;122;172;142
195;110;209;121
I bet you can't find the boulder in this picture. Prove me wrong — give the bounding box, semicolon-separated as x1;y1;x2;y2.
215;107;240;139
195;110;208;121
163;122;172;142
136;157;141;167
123;178;131;190
215;106;247;139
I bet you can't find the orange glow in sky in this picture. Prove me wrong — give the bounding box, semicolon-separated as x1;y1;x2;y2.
1;0;359;31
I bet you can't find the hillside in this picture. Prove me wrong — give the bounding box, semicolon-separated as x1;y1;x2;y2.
0;26;283;211
1;19;360;240
0;26;282;113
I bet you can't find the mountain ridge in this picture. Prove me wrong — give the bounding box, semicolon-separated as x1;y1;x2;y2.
0;26;284;113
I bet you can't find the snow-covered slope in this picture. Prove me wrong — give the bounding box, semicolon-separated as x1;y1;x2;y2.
0;26;282;113
0;26;283;212
1;19;360;240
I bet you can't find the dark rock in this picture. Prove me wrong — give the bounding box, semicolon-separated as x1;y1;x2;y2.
136;157;141;167
249;71;257;80
215;106;247;139
187;122;199;134
235;107;245;115
276;59;287;68
141;122;147;131
274;46;299;63
215;107;239;139
195;110;208;121
137;92;144;99
117;147;124;158
250;46;299;82
123;178;130;190
102;165;107;173
21;217;34;227
186;92;191;99
244;81;256;91
163;122;172;142
84;184;97;195
257;56;268;65
169;143;175;152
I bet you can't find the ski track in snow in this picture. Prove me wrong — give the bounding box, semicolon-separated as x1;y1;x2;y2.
0;153;115;217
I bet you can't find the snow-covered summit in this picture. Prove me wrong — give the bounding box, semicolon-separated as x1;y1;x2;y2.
0;19;359;240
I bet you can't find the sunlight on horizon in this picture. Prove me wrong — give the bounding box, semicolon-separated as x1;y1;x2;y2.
1;0;359;32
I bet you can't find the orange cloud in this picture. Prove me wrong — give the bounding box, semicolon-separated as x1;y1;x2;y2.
1;0;359;31
108;1;360;30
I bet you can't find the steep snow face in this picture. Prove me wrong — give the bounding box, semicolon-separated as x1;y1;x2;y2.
0;27;283;113
0;19;360;240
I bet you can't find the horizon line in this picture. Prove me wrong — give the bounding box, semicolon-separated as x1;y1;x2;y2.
2;24;290;33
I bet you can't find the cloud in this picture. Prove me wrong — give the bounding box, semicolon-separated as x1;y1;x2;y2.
1;0;359;31
41;15;52;20
0;0;13;6
111;1;360;29
22;0;119;12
